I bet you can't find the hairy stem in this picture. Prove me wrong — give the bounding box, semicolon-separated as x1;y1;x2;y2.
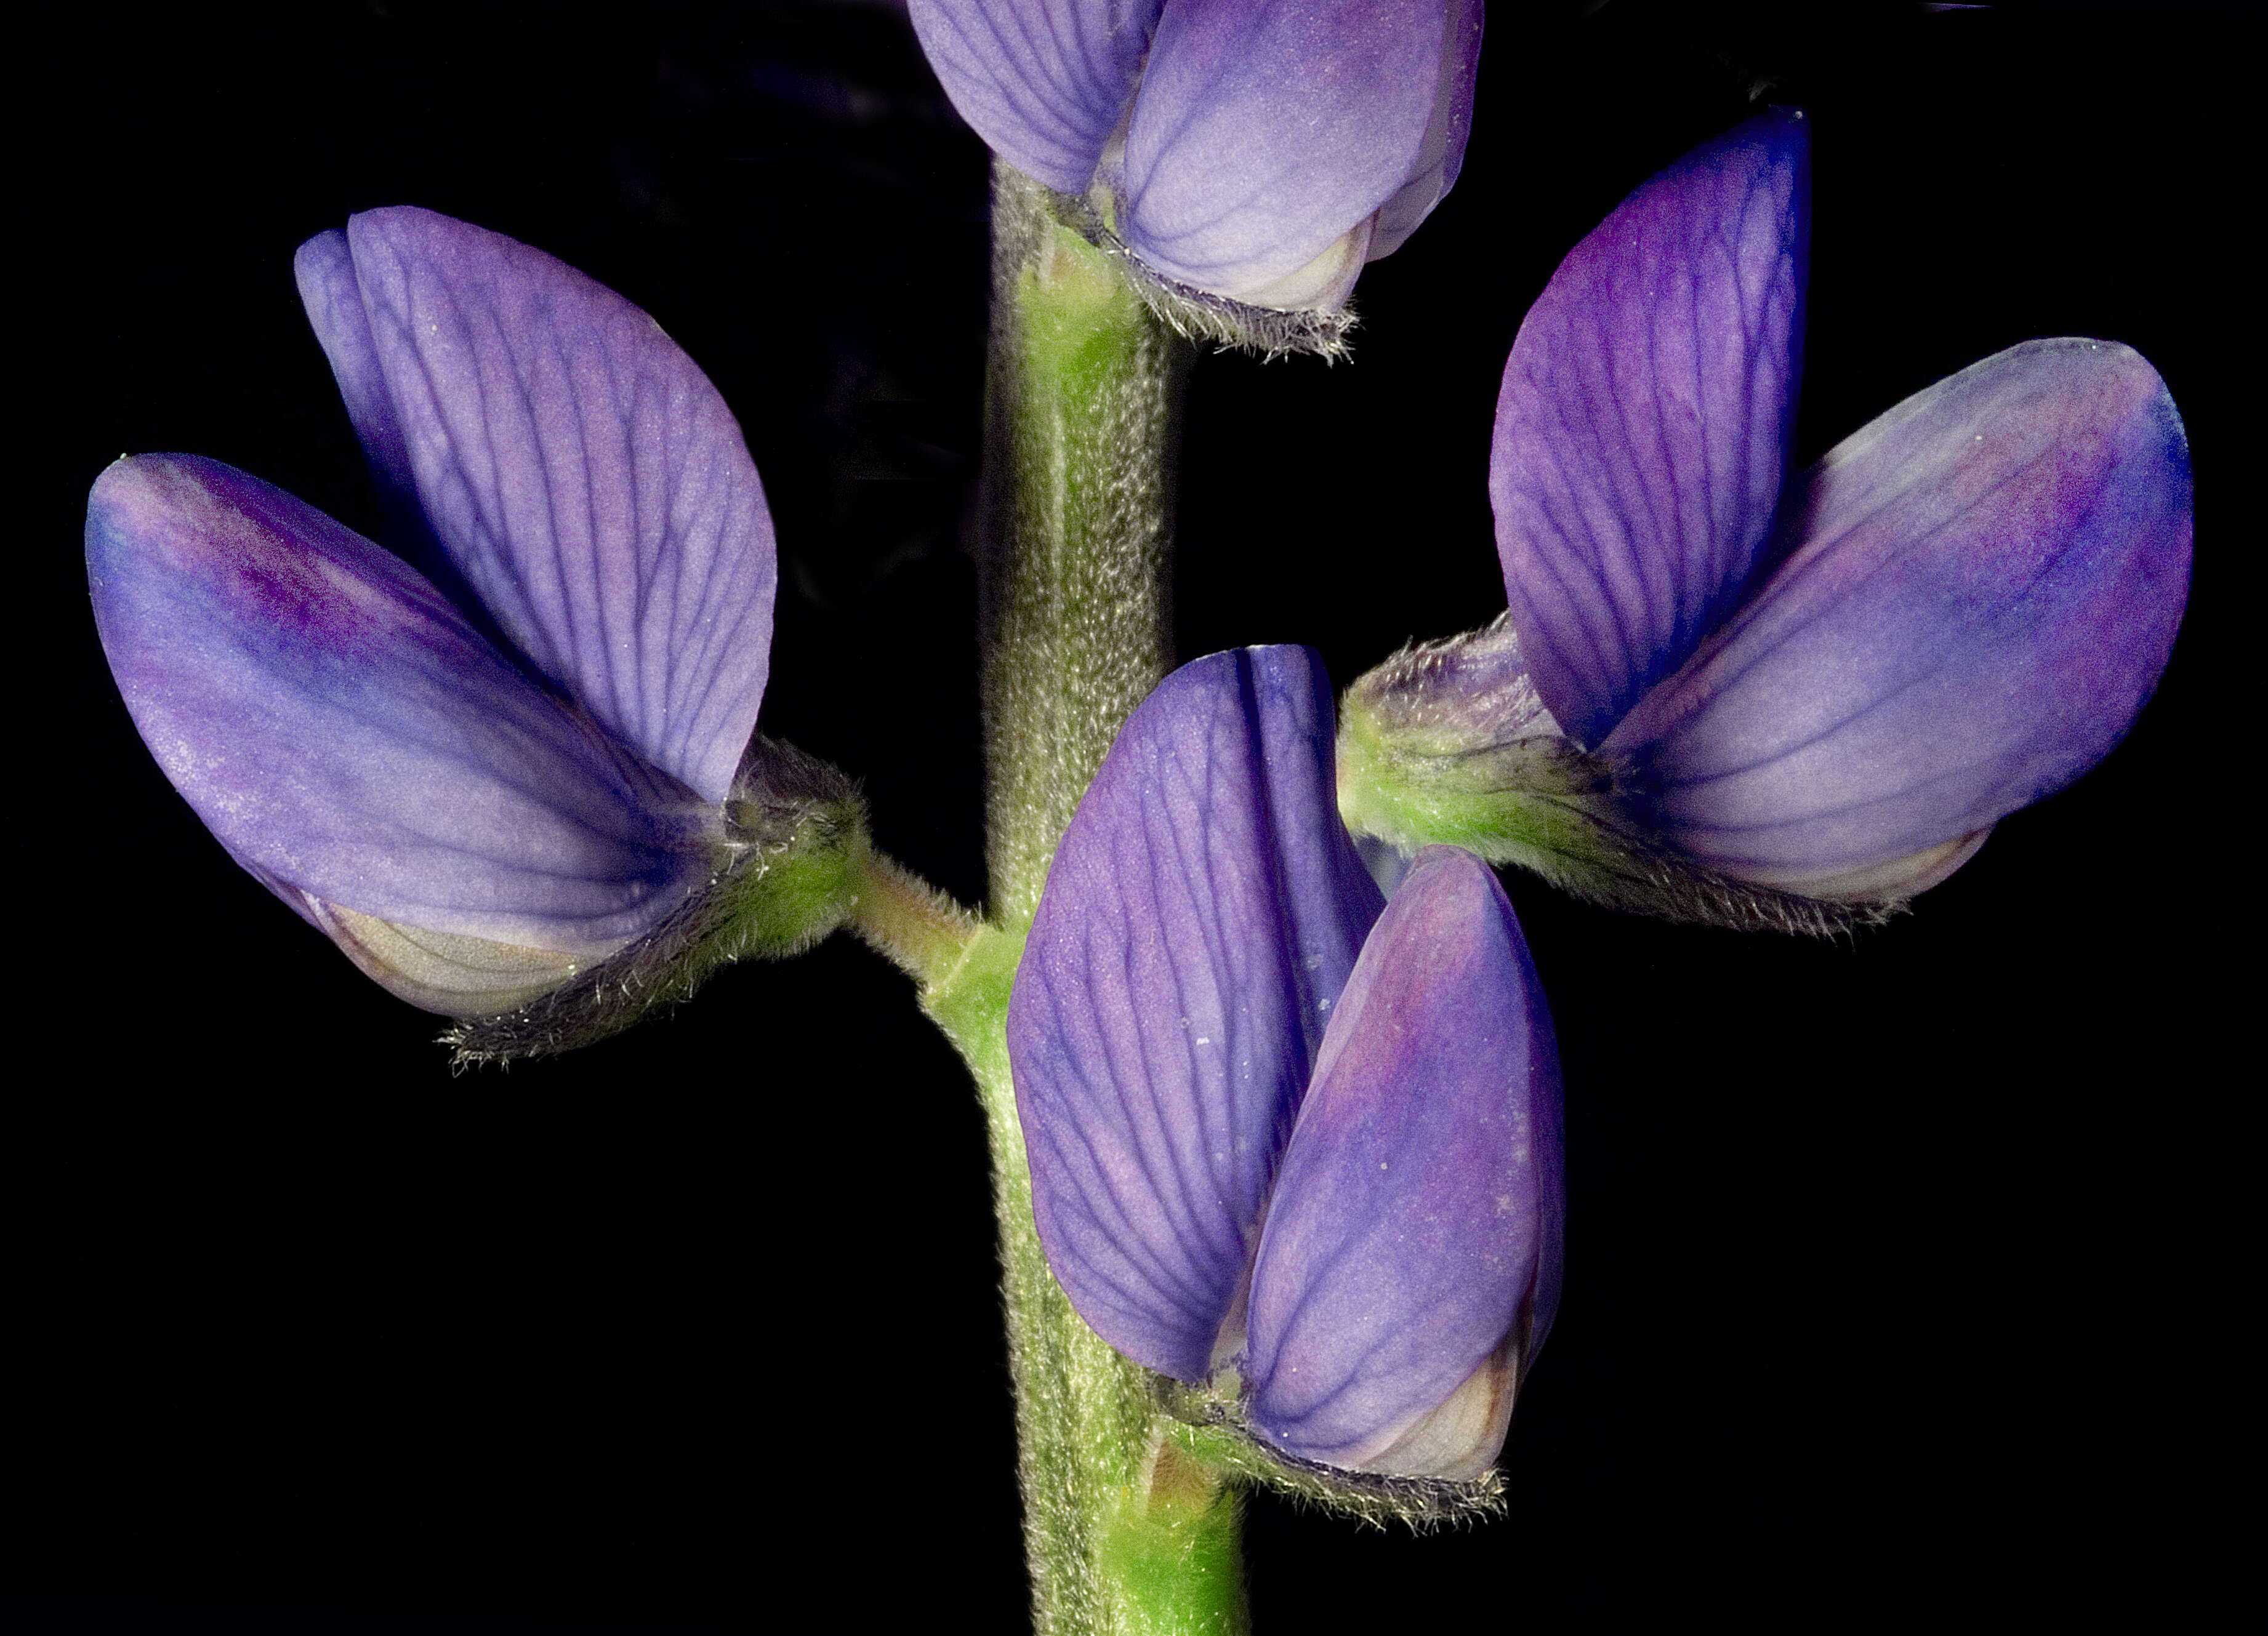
841;840;985;990
935;160;1245;1635
980;162;1187;930
927;923;1247;1636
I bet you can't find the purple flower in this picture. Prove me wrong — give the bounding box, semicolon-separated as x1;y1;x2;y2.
1010;646;1562;1483
87;209;781;1016
1346;109;2191;912
909;1;1483;311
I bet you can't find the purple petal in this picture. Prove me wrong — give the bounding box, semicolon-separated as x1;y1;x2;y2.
1492;108;1809;746
1602;339;2192;897
87;455;715;990
1368;0;1485;260
907;0;1159;194
297;230;488;628
1245;847;1562;1478
1120;0;1463;307
297;208;776;805
1009;646;1385;1383
296;230;418;524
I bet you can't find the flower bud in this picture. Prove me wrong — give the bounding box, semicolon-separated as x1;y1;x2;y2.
911;1;1484;345
1342;112;2192;926
87;207;867;1053
1011;647;1563;1514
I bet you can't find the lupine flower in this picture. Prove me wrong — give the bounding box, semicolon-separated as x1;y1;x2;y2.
909;1;1484;312
1010;646;1562;1486
87;209;840;1028
1339;109;2192;921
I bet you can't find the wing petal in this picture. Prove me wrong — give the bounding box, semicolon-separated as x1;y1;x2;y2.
1492;109;1809;745
1009;646;1384;1381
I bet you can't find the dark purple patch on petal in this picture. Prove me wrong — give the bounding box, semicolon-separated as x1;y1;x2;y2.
909;0;1158;194
1493;108;1809;747
87;455;712;956
1245;847;1561;1478
304;208;775;805
1122;0;1450;302
1604;339;2191;892
1010;646;1383;1382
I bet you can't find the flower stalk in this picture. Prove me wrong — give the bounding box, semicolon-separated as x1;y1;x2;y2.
839;841;987;992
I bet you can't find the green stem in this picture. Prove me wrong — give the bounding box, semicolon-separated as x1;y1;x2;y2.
979;162;1187;931
840;840;984;990
928;923;1248;1636
923;161;1247;1635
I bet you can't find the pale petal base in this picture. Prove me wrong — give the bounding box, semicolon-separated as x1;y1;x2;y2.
1226;215;1374;312
313;899;593;1016
1354;1336;1519;1482
1712;827;1994;904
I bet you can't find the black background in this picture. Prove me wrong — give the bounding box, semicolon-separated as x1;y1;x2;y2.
15;2;2254;1631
